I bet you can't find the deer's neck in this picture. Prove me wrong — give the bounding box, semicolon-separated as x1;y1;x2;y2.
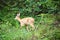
17;17;21;22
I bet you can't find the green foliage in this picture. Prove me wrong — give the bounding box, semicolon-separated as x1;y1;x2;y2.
0;0;60;40
0;0;60;14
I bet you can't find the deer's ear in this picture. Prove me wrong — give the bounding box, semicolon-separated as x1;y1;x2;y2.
18;13;20;16
17;13;20;16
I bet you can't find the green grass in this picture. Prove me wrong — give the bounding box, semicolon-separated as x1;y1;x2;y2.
0;14;60;40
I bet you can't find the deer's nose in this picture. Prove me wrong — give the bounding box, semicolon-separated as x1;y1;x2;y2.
15;17;16;19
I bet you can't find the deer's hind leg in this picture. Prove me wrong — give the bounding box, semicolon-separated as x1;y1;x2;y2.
30;23;35;30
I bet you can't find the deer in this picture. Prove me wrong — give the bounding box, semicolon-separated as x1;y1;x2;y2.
15;12;35;31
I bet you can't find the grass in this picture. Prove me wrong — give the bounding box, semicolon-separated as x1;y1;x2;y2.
0;14;60;40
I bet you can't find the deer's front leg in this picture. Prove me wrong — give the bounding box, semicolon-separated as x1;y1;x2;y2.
20;23;24;29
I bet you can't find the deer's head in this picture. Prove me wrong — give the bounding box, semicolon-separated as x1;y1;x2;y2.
15;12;20;20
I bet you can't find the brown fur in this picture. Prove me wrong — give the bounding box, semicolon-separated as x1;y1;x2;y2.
15;13;35;30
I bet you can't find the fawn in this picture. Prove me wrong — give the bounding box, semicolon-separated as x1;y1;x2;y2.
15;12;35;30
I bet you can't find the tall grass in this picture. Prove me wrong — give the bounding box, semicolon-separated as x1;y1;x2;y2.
0;13;60;40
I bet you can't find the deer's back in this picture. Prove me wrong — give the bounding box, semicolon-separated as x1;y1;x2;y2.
20;17;34;24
